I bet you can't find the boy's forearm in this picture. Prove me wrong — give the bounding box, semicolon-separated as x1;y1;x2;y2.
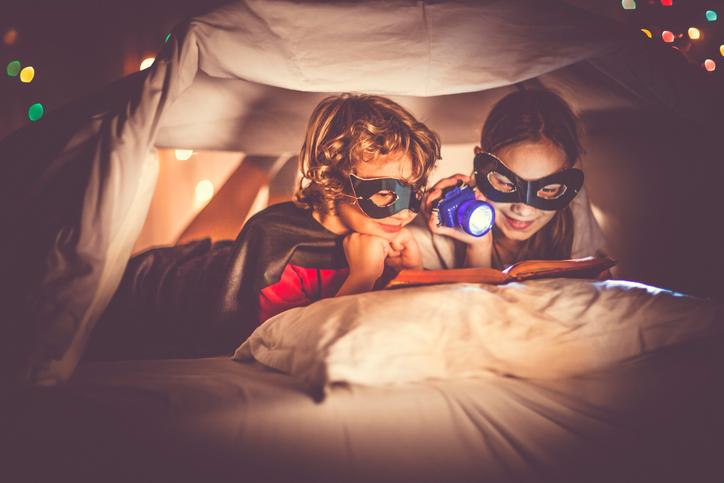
336;273;377;297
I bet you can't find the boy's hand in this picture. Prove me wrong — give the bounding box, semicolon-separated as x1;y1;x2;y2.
423;174;494;248
385;228;423;271
342;232;391;285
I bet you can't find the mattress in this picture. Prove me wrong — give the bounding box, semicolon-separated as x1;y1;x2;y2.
3;335;723;483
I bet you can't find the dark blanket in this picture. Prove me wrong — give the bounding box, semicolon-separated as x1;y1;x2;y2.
85;202;345;360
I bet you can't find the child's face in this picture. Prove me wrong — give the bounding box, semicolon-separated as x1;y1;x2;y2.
337;151;419;241
485;140;568;242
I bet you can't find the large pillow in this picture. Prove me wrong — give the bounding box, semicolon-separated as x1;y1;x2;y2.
233;279;723;394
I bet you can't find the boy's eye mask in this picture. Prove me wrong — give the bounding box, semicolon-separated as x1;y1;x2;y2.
349;174;422;219
473;152;584;211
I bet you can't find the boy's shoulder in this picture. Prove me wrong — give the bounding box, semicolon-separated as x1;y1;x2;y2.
239;201;333;239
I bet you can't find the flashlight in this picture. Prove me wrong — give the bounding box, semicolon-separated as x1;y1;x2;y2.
433;183;495;237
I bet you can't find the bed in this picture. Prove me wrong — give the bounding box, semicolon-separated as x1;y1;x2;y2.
3;279;723;483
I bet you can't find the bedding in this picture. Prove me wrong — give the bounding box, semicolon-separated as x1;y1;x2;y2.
2;336;723;483
235;279;724;394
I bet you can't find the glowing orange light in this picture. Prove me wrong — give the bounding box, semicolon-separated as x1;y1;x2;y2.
687;27;701;40
661;31;675;43
3;28;18;46
704;59;716;72
720;44;724;56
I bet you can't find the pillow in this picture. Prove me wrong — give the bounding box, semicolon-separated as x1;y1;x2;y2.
233;279;723;394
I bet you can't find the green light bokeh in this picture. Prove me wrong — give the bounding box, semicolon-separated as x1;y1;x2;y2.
706;10;718;22
28;103;45;122
165;33;171;43
6;60;21;77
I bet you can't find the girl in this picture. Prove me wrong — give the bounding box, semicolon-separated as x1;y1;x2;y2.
416;88;605;270
88;94;440;359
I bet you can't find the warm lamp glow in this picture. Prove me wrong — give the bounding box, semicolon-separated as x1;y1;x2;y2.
19;66;35;83
174;149;194;160
140;57;155;70
687;27;701;40
195;180;215;208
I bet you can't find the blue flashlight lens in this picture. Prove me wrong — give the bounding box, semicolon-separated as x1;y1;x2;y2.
458;200;494;237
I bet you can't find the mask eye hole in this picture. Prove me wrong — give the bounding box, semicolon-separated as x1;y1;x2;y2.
487;171;516;193
368;190;398;207
537;183;567;200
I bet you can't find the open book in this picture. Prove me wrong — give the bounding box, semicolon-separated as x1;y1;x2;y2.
385;256;616;289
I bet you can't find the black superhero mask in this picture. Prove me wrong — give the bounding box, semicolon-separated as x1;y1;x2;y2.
349;174;422;219
473;151;584;211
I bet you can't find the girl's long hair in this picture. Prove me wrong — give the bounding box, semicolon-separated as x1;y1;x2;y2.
480;89;583;268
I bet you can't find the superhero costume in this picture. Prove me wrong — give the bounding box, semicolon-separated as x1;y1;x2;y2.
86;202;348;360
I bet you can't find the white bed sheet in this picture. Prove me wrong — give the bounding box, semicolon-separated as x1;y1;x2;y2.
2;336;723;483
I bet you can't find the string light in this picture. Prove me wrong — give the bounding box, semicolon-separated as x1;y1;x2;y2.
720;44;724;56
194;180;215;208
621;0;636;11
704;59;716;72
687;27;701;40
164;33;172;43
3;28;18;46
174;149;194;160
19;66;35;83
139;57;155;70
28;103;45;122
640;28;652;38
661;31;675;43
705;10;718;22
6;60;21;77
660;0;672;6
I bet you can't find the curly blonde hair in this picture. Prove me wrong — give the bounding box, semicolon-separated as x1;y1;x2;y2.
295;94;441;214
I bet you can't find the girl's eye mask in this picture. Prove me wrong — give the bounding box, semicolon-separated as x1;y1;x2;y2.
473;152;583;211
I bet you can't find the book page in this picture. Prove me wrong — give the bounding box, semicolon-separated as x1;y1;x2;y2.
506;256;615;280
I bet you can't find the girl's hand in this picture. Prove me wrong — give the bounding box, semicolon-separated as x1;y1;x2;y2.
342;232;390;288
385;228;423;271
423;174;494;247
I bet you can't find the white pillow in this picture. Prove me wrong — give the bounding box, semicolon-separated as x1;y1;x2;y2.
233;279;723;394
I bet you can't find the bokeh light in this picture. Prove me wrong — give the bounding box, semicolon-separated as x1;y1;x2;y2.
661;31;675;43
139;57;155;70
194;180;215;208
640;28;652;39
19;66;35;83
3;28;18;46
6;60;21;77
704;59;716;72
687;27;701;40
720;44;724;56
621;0;636;11
28;103;45;122
164;33;172;43
660;0;672;6
174;149;194;160
705;10;718;22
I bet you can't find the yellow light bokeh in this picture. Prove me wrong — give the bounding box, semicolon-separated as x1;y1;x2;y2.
19;66;35;83
174;149;194;160
194;180;215;208
139;57;155;71
640;28;652;39
687;27;701;40
720;44;724;57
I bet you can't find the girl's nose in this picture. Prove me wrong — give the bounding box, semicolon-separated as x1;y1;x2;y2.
510;203;535;217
